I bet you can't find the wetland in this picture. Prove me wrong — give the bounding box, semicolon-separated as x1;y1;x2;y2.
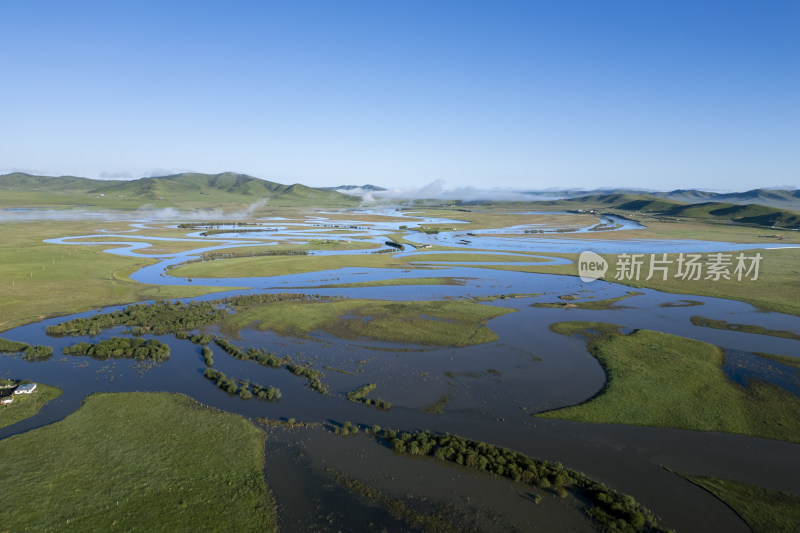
2;205;799;532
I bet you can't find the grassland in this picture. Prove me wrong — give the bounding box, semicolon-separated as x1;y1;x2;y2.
0;392;275;531
224;299;514;346
537;322;800;443
683;476;800;533
170;252;410;279
0;383;62;429
0;221;231;332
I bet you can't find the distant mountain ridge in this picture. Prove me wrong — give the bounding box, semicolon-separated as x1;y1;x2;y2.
659;188;800;207
324;184;387;192
0;171;360;208
528;187;800;209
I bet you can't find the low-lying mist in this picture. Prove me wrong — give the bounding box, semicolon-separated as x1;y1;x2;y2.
0;198;270;222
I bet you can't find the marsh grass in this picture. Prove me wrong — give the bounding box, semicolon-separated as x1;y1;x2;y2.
531;291;644;310
327;467;485;533
0;392;275;531
690;315;800;341
538;322;800;443
0;383;62;429
752;352;800;372
422;393;453;414
225;299;514;346
682;476;800;533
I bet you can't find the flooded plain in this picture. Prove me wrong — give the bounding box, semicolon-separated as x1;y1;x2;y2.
2;208;799;532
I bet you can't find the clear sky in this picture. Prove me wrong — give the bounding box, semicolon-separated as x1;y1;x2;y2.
1;0;797;191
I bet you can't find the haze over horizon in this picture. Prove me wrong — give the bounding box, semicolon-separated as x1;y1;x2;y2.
1;1;797;191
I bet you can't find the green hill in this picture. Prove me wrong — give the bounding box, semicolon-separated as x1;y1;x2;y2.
0;172;117;192
0;171;359;209
558;194;800;229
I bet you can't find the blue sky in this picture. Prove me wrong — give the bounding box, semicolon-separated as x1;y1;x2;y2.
1;1;797;191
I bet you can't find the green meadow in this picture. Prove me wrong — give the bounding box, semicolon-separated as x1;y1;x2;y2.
0;392;275;532
224;298;515;346
537;322;800;443
683;476;800;533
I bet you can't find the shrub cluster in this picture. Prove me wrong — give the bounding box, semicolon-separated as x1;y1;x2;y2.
201;346;214;367
202;368;281;400
0;337;53;361
384;240;405;250
286;364;329;394
46;300;227;336
21;345;54;361
199;247;304;257
346;383;391;409
378;429;663;533
63;337;170;362
198;228;278;236
220;292;340;309
213;338;283;368
190;334;214;345
333;421;360;436
44;294;344;339
213;337;328;394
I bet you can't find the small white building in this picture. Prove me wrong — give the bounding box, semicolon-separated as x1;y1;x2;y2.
14;383;36;395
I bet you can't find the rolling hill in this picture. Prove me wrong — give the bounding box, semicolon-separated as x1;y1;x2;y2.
660;188;800;208
560;194;800;229
0;172;360;209
0;172;118;192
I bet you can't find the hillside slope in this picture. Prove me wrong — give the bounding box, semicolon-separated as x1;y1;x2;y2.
0;172;359;209
563;194;800;229
0;173;117;192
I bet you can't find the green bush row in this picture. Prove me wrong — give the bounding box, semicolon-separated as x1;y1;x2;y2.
63;338;170;362
346;383;391;410
375;428;663;533
201;346;214;367
286;364;329;394
46;300;227;337
202;368;281;401
213;338;283;368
